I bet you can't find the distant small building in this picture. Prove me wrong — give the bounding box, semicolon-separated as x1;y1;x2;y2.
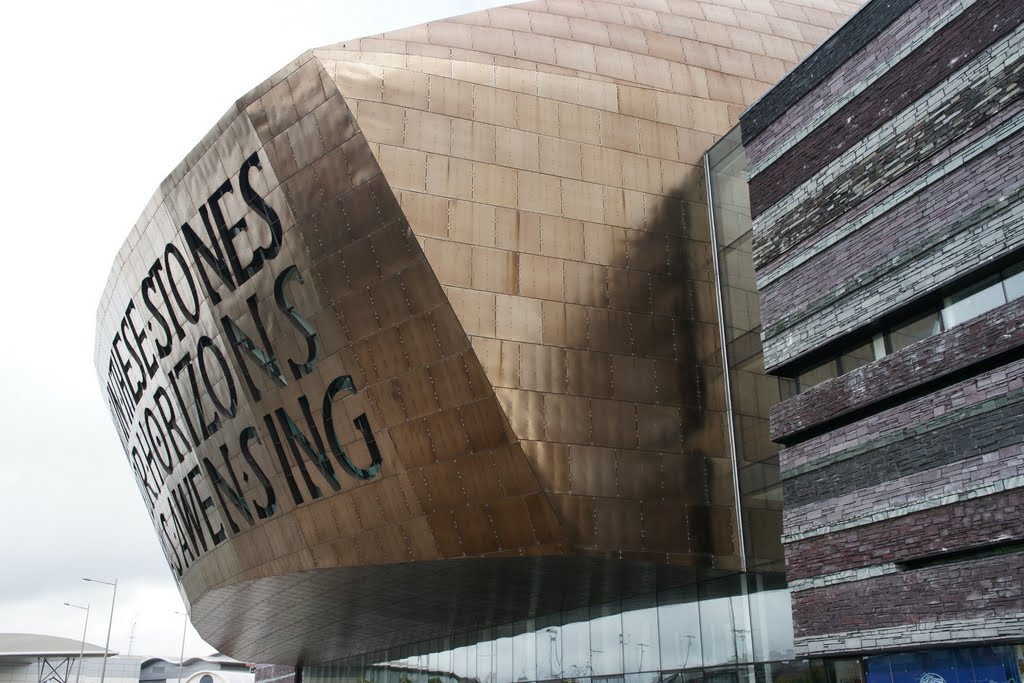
140;655;252;683
0;633;131;683
0;635;251;683
181;670;256;683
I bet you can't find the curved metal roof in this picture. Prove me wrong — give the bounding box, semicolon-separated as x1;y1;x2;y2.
0;633;113;658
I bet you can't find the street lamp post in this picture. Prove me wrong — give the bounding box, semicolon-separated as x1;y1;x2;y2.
63;602;90;683
173;610;188;683
83;578;117;683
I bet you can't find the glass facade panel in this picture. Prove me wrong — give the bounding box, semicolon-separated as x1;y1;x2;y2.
563;606;593;678
515;621;538;683
864;656;893;683
1002;263;1024;300
590;603;624;676
497;624;516;683
746;578;794;663
413;652;428;683
942;275;1005;328
658;585;703;671
705;666;745;683
453;633;473;681
622;595;660;674
864;647;1023;683
535;615;562;681
837;339;876;374
477;629;496;683
797;361;838;392
302;577;807;683
706;126;789;571
699;579;742;667
825;659;864;683
764;659;811;683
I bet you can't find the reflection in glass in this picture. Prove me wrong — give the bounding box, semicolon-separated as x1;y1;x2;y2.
414;652;428;683
747;577;794;663
497;624;515;683
306;575;806;683
942;275;1005;328
837;339;876;374
452;632;474;681
477;628;496;683
563;607;592;678
536;615;562;681
624;673;660;683
797;360;837;392
514;620;538;682
590;602;624;676
699;578;746;667
707;125;790;570
622;595;660;673
1002;263;1024;300
658;586;703;671
705;667;743;683
427;640;440;677
884;311;937;352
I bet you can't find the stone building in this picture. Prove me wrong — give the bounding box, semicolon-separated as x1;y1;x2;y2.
734;0;1024;675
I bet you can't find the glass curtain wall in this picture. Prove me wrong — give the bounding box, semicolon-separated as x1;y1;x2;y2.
304;576;795;683
705;127;793;571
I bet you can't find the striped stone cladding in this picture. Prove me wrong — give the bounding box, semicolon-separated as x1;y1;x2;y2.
784;487;1024;580
791;554;1024;648
745;0;972;173
743;1;1024;371
779;355;1024;474
783;398;1024;507
754;71;1024;293
755;83;1024;298
740;0;1024;658
797;613;1024;656
761;132;1024;368
755;42;1024;282
749;0;1024;217
783;444;1024;540
759;113;1024;341
770;295;1024;441
739;0;919;145
753;50;1024;365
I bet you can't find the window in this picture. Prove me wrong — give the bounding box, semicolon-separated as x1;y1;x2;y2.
941;274;1005;328
837;339;875;374
1001;262;1024;300
789;259;1024;395
797;360;837;392
888;312;941;353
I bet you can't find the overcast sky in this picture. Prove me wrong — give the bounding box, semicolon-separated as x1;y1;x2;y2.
0;0;504;660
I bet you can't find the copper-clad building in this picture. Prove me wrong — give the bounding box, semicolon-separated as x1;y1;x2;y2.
95;0;853;675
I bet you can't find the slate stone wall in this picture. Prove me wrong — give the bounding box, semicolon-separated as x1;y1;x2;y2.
742;0;1024;657
784;487;1024;579
791;553;1024;638
769;296;1024;442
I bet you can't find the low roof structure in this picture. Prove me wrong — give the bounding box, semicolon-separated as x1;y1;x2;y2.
0;634;113;659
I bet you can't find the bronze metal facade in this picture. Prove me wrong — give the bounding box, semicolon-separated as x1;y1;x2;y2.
94;0;853;664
